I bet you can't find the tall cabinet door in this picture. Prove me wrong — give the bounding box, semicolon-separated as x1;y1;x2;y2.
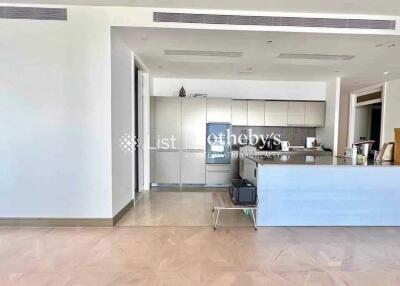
232;100;248;126
287;101;306;126
265;101;288;126
181;150;206;184
248;100;265;126
156;97;181;150
305;102;326;127
156;151;180;184
207;98;232;123
182;98;206;150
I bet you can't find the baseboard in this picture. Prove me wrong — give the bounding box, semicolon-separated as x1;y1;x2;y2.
0;218;113;227
112;199;134;226
0;200;135;227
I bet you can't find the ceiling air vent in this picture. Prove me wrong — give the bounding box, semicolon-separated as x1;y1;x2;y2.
278;53;355;61
0;6;67;21
165;50;243;58
154;12;396;30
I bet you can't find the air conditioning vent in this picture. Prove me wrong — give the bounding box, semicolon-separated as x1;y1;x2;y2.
0;6;67;21
165;50;243;58
154;12;396;30
278;53;355;61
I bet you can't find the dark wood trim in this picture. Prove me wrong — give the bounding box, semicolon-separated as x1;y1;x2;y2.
112;199;134;226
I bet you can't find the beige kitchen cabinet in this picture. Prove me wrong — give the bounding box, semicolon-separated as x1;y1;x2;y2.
207;98;232;123
287;101;306;126
242;157;258;186
230;151;240;179
155;97;181;149
264;101;288;126
182;98;206;150
206;164;231;185
305;101;326;127
181;150;206;184
232;100;248;126
247;100;265;126
156;151;180;184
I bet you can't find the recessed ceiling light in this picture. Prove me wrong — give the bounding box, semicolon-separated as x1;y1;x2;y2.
384;71;390;75
388;43;397;48
266;40;273;45
140;35;148;41
375;43;384;47
334;70;340;73
158;65;163;69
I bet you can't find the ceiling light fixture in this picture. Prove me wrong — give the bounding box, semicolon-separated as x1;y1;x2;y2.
164;49;243;58
266;40;273;45
388;43;397;48
375;43;384;47
239;67;254;74
278;53;354;61
384;71;390;75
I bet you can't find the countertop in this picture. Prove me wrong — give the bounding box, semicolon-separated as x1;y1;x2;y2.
247;154;397;167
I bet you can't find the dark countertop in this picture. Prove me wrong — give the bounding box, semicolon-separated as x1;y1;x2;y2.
247;154;397;167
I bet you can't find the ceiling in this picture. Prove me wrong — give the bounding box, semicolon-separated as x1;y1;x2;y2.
116;27;400;90
2;0;400;16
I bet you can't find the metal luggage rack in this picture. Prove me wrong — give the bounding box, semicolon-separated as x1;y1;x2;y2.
211;192;257;230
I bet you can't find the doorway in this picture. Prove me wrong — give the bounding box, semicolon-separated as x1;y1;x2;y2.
349;85;384;151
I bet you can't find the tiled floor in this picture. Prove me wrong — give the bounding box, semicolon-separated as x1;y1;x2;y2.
2;190;400;285
1;226;400;285
117;189;255;227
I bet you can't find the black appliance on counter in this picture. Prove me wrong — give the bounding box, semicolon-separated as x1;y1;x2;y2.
256;138;281;151
229;179;257;205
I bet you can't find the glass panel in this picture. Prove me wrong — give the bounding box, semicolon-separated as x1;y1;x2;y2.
206;123;231;164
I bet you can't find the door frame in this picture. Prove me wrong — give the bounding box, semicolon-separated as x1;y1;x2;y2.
348;83;386;147
132;56;150;196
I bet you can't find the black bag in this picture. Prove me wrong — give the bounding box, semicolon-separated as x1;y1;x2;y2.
229;179;257;205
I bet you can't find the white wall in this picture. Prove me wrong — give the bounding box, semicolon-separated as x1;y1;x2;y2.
153;78;326;101
383;79;400;142
0;8;112;218
0;5;158;219
316;78;341;156
337;90;350;157
111;30;133;216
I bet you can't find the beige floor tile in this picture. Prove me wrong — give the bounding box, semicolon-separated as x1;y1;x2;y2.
117;190;255;227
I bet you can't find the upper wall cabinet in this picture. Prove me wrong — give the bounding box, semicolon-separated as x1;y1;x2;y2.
232;100;248;126
156;97;181;149
264;101;288;127
247;100;265;126
305;102;326;127
182;98;206;150
287;101;306;126
207;98;232;123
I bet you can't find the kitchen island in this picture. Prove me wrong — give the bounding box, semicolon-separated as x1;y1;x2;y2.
244;154;400;226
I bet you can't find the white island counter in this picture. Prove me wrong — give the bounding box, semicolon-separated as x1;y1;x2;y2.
244;155;400;226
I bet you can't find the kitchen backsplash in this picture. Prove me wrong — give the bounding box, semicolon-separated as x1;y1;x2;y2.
232;126;316;147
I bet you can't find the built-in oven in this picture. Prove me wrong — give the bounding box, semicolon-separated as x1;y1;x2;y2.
206;123;231;164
